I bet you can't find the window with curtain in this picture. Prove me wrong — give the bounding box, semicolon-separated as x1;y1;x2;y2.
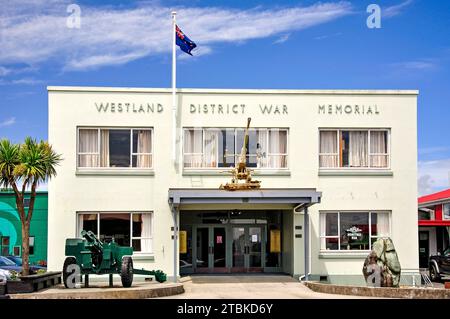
78;128;153;169
77;212;153;253
443;203;450;220
319;129;389;168
183;127;288;169
320;211;390;251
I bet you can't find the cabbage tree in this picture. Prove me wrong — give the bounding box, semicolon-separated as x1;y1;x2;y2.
0;138;61;276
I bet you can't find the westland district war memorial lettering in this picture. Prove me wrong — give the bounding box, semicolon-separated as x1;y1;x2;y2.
319;104;380;115
95;102;164;113
95;102;289;115
189;103;288;115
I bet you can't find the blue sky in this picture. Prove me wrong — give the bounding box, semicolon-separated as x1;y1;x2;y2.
0;0;449;194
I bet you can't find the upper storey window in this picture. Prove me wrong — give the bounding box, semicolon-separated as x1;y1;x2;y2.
77;128;153;169
319;129;390;169
183;128;288;169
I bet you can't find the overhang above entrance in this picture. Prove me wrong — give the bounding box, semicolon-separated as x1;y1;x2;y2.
168;188;321;212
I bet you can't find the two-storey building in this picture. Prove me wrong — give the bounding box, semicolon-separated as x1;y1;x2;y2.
48;87;419;284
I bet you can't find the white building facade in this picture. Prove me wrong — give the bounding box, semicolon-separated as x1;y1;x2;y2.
48;87;419;284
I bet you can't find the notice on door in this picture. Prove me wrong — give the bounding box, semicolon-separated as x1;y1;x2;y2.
270;229;281;253
179;230;187;254
251;234;258;243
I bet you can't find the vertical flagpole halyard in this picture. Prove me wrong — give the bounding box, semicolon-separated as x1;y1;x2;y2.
171;11;177;163
171;11;178;283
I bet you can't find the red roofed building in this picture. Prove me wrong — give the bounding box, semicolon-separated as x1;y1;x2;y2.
418;189;450;268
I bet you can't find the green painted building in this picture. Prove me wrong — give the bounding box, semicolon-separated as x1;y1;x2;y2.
0;190;47;265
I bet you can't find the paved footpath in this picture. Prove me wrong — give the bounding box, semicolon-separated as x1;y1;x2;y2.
159;275;374;299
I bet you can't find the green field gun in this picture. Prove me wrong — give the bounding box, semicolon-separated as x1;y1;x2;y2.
63;230;167;288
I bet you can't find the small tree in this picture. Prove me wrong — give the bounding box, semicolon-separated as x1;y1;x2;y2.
0;137;61;276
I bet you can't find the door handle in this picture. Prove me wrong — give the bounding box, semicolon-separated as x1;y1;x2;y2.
209;246;214;255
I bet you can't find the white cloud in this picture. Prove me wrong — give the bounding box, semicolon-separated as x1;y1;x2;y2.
391;59;436;71
418;158;450;195
0;77;43;85
419;146;450;156
0;117;16;127
383;0;414;18
273;34;290;44
0;1;353;70
11;78;43;85
314;32;342;40
0;66;12;76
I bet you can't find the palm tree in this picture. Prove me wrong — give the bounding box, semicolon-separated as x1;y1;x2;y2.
0;137;61;276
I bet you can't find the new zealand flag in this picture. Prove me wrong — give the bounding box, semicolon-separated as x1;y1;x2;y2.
176;25;197;55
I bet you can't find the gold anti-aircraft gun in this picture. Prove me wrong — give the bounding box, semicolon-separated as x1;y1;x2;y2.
220;117;261;191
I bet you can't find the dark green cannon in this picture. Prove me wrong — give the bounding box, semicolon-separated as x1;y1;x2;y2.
63;230;166;288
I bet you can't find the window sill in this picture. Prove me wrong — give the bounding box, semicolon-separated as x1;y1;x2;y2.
131;254;155;261
76;169;155;176
182;169;291;176
318;169;393;177
319;251;370;259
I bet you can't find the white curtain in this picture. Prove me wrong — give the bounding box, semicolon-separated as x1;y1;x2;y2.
79;129;99;167
100;130;110;167
204;129;219;167
370;131;388;168
320;214;326;250
141;214;152;253
136;130;152;168
268;129;287;168
257;129;268;168
77;215;84;237
376;213;390;237
184;129;203;167
319;131;338;168
349;131;368;167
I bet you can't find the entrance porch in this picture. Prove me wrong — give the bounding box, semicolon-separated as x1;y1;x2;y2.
168;188;321;281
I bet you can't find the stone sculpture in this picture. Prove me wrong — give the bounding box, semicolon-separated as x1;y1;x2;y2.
362;237;401;287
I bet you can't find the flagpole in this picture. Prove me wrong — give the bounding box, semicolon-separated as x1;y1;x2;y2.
171;11;178;283
171;11;177;163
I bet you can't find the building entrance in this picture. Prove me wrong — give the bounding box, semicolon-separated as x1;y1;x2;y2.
180;210;282;274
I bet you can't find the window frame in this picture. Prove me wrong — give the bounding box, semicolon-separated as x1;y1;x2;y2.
318;128;391;170
76;127;154;170
76;211;154;254
443;203;450;220
319;211;391;252
182;127;289;170
29;236;35;256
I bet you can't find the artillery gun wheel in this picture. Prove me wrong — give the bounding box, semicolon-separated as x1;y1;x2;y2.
121;256;134;287
62;257;79;288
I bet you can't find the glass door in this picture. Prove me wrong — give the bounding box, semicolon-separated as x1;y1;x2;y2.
194;226;227;273
195;227;210;272
247;226;263;272
212;227;227;272
231;227;246;272
231;225;264;272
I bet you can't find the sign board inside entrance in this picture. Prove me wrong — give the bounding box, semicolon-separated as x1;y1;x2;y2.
179;231;187;254
270;230;281;253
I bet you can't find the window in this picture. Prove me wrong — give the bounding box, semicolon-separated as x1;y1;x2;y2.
77;128;152;169
77;212;153;253
29;236;35;255
418;209;435;220
444;204;450;220
319;129;390;168
1;237;10;256
13;246;20;256
183;128;288;169
320;212;390;251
